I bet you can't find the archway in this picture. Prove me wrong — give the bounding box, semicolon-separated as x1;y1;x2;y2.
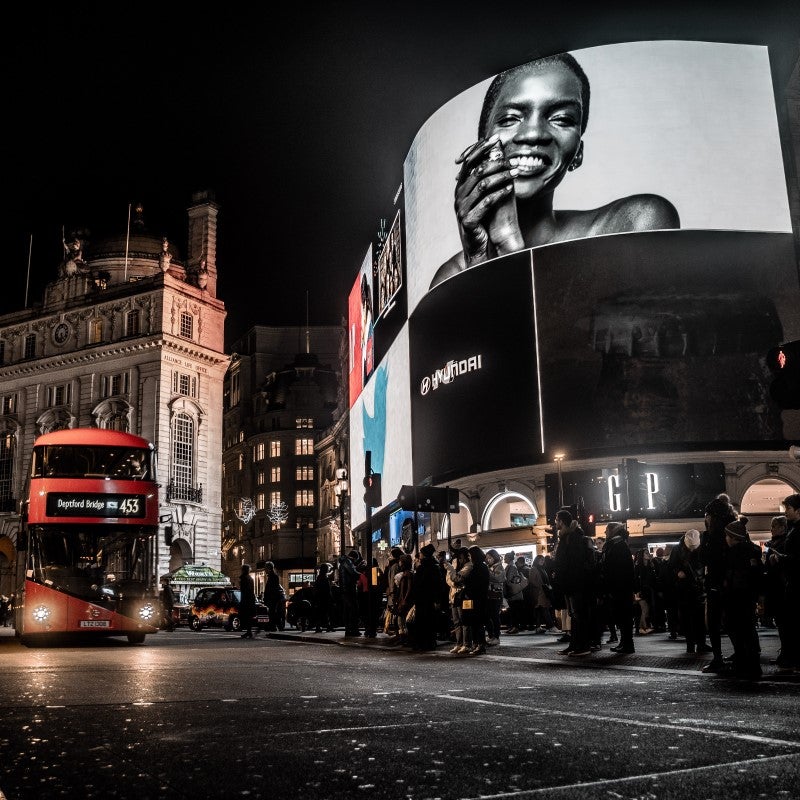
440;502;474;539
169;538;193;573
481;491;538;532
740;478;797;514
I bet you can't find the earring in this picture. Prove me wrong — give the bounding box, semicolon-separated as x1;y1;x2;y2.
568;144;584;172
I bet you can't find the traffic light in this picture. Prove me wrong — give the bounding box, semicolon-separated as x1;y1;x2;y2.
767;340;800;409
363;473;382;508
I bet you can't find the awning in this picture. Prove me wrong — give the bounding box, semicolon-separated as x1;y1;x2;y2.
160;564;231;586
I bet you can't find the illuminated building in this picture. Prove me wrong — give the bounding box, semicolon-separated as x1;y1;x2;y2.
220;324;343;595
0;191;228;595
348;41;800;559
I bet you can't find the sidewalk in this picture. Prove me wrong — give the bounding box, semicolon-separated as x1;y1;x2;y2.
268;625;793;679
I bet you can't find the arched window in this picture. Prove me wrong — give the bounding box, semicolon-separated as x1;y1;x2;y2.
36;409;74;435
171;412;195;501
439;502;474;540
481;491;538;532
741;478;797;514
92;399;131;432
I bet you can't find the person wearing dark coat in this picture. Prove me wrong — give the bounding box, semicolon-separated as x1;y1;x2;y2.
262;561;285;633
764;516;789;668
719;516;764;679
462;545;490;655
770;494;800;671
338;550;363;637
553;510;596;656
410;543;444;650
600;522;636;654
668;529;711;654
313;564;334;632
701;495;738;673
239;564;257;639
160;580;175;631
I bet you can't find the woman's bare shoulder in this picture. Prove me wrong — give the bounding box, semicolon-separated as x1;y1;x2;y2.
576;194;680;235
558;195;679;240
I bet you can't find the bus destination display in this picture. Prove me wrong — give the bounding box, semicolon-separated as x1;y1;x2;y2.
46;493;147;518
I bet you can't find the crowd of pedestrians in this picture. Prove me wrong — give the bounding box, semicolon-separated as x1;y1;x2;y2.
278;492;796;680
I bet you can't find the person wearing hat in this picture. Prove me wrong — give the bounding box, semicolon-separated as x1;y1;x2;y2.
410;543;443;650
718;516;763;679
701;495;737;673
600;522;636;654
668;530;711;655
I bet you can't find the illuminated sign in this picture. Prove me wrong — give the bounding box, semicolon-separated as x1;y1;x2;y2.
608;471;660;511
350;41;798;511
420;355;482;396
607;474;622;512
46;494;146;518
548;462;726;521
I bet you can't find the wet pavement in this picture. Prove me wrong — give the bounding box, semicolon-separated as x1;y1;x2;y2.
1;621;798;799
264;623;790;681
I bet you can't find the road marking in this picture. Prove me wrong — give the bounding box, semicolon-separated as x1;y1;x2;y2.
457;751;800;799
437;695;800;748
444;651;791;680
286;721;453;736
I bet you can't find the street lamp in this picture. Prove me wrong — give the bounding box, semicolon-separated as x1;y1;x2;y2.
554;453;565;509
333;468;348;557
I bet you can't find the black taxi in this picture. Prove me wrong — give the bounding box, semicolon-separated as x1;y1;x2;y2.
188;587;270;632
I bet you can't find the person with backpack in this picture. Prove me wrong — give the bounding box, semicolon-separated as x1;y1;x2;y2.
503;551;528;634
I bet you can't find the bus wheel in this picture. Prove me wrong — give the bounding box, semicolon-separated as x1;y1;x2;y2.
189;616;201;631
127;632;146;644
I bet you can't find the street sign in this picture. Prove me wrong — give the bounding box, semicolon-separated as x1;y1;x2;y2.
397;485;459;513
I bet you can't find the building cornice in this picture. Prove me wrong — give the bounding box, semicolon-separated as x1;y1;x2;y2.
0;335;229;378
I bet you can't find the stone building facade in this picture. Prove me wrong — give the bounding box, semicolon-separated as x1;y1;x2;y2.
0;191;228;596
221;324;342;595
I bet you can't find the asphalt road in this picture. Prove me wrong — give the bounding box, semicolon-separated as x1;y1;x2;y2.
0;626;798;800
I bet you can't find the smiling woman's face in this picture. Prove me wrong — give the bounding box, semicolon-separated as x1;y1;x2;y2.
485;63;584;201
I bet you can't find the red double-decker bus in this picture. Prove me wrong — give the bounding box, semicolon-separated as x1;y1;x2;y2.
15;428;162;645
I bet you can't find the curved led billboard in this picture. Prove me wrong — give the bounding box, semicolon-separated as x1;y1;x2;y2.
350;40;799;525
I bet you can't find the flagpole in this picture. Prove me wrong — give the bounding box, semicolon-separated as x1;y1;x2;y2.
24;234;32;308
123;203;131;282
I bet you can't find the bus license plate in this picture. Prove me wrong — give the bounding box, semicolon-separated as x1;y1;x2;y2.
79;620;111;628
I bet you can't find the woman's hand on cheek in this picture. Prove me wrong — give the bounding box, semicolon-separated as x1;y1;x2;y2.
454;136;519;266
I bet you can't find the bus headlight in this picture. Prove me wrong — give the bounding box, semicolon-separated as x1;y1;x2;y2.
32;605;51;623
138;603;156;622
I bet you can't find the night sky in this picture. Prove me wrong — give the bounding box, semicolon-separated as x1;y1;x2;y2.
4;2;799;347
